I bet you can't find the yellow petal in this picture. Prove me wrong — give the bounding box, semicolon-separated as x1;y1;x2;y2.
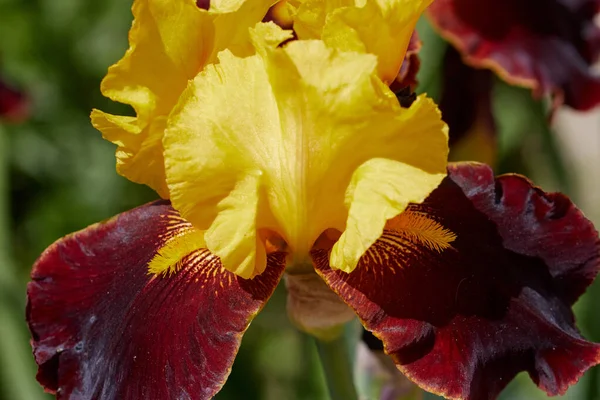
331;158;445;272
92;0;273;196
251;20;296;50
210;0;278;58
295;0;433;83
164;26;447;277
91;110;170;198
293;0;354;39
204;173;268;279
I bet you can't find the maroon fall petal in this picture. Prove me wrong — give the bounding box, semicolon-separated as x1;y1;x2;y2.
427;0;600;110
313;162;600;400
27;200;285;400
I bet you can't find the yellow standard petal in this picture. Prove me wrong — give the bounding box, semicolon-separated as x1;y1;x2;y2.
294;0;433;83
164;24;448;278
91;0;273;198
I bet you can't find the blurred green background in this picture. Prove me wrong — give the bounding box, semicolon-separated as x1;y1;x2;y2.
0;0;599;399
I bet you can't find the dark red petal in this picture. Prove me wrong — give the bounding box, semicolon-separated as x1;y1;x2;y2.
427;0;600;110
0;78;29;122
390;31;422;91
27;200;285;400
313;163;600;400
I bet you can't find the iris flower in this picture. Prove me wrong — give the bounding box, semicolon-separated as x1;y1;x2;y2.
27;0;600;399
0;76;28;122
427;0;600;110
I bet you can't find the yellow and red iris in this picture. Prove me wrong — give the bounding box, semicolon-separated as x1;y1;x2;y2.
27;1;600;399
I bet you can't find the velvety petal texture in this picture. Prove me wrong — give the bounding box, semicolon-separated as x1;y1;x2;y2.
91;0;273;197
313;163;600;399
27;201;285;400
163;27;448;278
427;0;600;110
294;0;433;83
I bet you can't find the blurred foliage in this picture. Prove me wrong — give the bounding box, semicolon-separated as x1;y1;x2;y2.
0;1;598;399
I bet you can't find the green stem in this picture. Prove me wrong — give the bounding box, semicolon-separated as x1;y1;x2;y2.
314;332;359;400
0;125;45;400
532;100;572;194
0;126;17;286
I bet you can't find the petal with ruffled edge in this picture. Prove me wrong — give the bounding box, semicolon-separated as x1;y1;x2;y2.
265;2;423;89
27;201;285;400
164;25;448;278
294;0;432;83
313;162;600;399
91;0;274;197
427;0;600;111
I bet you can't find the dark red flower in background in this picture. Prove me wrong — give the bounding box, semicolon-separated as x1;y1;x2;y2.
427;0;600;110
0;77;28;123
